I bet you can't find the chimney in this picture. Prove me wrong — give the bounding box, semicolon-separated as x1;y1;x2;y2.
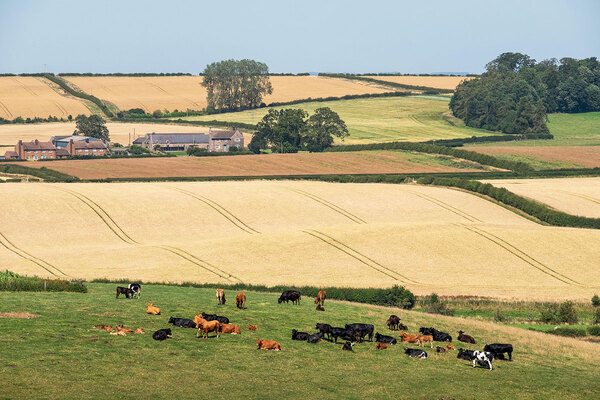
17;140;23;159
34;139;39;145
68;139;74;155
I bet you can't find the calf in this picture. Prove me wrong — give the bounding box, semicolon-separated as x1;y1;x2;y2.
330;327;360;344
374;332;397;345
436;346;446;353
457;348;476;361
419;327;452;342
128;283;141;299
469;350;494;370
399;332;420;344
196;320;220;339
134;327;145;334
219;324;241;334
386;315;401;330
168;317;196;328
417;334;434;348
445;343;455;351
201;313;229;324
316;323;332;340
216;289;226;305
404;348;427;358
116;286;133;299
314;290;326;307
247;325;258;331
146;303;161;315
291;329;310;341
257;339;281;351
342;341;354;351
398;323;408;331
307;332;323;343
152;328;172;341
278;290;301;305
483;343;513;361
345;323;374;342
376;342;388;350
235;292;246;309
458;330;476;344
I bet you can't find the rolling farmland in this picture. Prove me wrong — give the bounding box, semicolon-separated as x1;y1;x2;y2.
1;181;598;300
0;76;90;119
359;75;473;90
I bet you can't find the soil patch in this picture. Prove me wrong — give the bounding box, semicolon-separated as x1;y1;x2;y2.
0;312;39;319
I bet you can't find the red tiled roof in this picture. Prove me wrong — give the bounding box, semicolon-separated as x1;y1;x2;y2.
210;130;238;139
56;148;70;156
4;151;18;158
72;141;107;149
22;140;55;151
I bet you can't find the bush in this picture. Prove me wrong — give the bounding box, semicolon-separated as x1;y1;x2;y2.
129;145;150;155
421;293;454;316
587;325;600;336
493;309;506;322
539;304;559;323
557;301;578;324
594;308;600;325
0;270;86;293
592;294;600;307
549;327;587;337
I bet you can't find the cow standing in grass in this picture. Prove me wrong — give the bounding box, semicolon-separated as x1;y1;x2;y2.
216;289;226;305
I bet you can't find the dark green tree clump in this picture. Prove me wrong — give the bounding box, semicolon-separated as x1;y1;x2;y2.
73;115;110;142
450;53;600;134
202;59;273;112
249;107;349;153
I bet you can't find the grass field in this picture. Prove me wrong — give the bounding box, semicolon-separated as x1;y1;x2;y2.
63;76;390;113
0;181;598;300
0;76;90;119
178;96;499;143
469;146;600;169
0;283;598;399
13;150;487;179
482;177;600;218
360;75;473;90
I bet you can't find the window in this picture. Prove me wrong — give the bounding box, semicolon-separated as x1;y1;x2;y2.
33;155;38;160
42;155;46;159
234;138;240;142
216;145;220;149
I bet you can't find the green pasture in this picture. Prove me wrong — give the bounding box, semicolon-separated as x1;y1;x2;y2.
0;283;598;399
174;96;500;144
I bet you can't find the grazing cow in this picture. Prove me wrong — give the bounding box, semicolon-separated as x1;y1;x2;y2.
399;332;420;344
316;323;332;340
291;329;310;341
168;317;196;328
219;324;241;334
134;327;145;334
330;327;360;344
470;350;494;370
236;292;246;309
342;341;354;351
201;313;229;324
417;335;434;348
375;332;397;345
386;315;401;331
436;346;446;353
445;343;455;351
307;332;323;343
152;328;172;341
257;339;281;351
419;327;452;342
278;290;301;305
316;305;325;311
458;330;476;344
116;286;134;299
376;342;388;350
128;283;141;299
247;325;258;331
345;323;374;342
398;323;408;331
483;343;513;361
314;290;326;307
216;289;226;305
404;348;427;358
196;320;220;339
146;303;161;315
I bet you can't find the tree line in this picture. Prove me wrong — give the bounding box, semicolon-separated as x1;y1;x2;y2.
450;53;600;134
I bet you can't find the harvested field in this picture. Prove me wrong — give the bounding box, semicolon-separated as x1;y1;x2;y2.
469;145;600;169
484;177;600;218
63;76;389;113
13;151;486;179
0;181;598;300
0;76;90;119
361;75;473;90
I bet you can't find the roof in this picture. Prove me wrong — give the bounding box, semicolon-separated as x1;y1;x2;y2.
55;149;70;156
54;135;101;143
21;140;55;151
210;129;239;140
145;133;209;145
4;151;18;158
132;137;145;145
71;140;107;149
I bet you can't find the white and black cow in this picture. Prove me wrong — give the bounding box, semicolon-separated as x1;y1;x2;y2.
128;283;141;299
471;350;494;370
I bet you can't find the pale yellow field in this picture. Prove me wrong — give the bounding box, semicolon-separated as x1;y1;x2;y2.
0;77;90;119
63;76;390;113
1;181;598;300
361;75;473;90
484;177;600;218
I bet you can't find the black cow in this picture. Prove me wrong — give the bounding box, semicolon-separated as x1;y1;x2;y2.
398;323;408;331
168;317;196;328
116;286;133;299
152;328;172;341
330;327;360;344
345;323;374;342
201;313;229;324
404;348;427;358
484;343;513;361
374;332;397;345
457;348;475;360
278;290;301;305
386;315;401;330
419;327;452;342
291;329;310;341
128;283;141;299
342;341;354;351
307;332;323;343
316;323;332;340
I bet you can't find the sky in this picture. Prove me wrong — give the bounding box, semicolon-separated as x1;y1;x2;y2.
0;0;598;74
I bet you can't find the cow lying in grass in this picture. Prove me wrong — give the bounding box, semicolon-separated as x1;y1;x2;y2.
219;324;241;334
307;332;323;343
201;313;229;324
458;330;476;344
152;328;172;341
405;348;427;358
257;339;281;351
419;327;452;342
168;317;196;328
376;342;388;350
247;325;258;331
146;303;161;315
375;332;397;345
342;341;354;351
292;329;310;341
484;343;513;361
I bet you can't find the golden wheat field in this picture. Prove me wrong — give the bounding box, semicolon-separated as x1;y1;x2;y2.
361;75;473;90
63;76;389;113
484;177;600;218
1;181;598;300
0;77;90;119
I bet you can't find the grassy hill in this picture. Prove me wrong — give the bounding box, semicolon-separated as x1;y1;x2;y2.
0;283;598;399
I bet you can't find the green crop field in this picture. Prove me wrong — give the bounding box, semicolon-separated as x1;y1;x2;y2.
0;283;598;399
175;96;500;144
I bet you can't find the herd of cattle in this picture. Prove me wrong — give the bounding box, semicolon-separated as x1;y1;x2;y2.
112;285;514;370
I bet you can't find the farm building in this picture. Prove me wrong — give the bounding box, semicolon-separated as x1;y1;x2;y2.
66;138;110;157
132;133;209;152
208;127;244;152
2;138;109;160
51;135;104;148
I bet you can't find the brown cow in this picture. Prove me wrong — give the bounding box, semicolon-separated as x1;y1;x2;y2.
399;332;420;344
93;324;111;331
146;303;161;315
194;313;207;328
458;330;476;344
134;327;145;334
376;342;388;350
417;334;434;348
316;304;325;311
445;343;455;351
236;292;246;309
110;330;127;336
314;290;326;307
115;324;135;334
247;325;258;331
257;339;281;351
219;324;241;334
216;289;226;305
197;320;220;339
436;346;446;353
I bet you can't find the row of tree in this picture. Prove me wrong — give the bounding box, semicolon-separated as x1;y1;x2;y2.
450;53;600;134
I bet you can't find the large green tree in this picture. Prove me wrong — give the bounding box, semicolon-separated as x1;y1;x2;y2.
73;114;110;141
302;107;349;152
202;59;273;112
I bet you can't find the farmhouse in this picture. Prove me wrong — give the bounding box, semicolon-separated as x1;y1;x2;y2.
51;135;104;148
2;137;109;160
208;127;244;152
13;139;57;160
132;133;209;152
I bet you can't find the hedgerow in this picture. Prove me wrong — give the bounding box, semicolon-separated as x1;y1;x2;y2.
318;73;454;94
0;270;87;293
0;164;78;182
42;74;114;117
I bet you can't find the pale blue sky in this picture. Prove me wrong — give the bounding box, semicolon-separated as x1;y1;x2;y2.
0;0;598;74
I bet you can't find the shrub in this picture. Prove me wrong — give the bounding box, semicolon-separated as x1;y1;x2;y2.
0;270;86;293
539;304;559;323
421;293;454;316
594;308;600;325
129;145;149;155
587;325;600;336
592;294;600;307
557;301;578;324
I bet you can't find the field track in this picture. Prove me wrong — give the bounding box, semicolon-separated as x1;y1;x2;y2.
0;181;598;300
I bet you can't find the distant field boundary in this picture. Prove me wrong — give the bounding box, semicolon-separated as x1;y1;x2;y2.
319;73;455;94
41;74;114;118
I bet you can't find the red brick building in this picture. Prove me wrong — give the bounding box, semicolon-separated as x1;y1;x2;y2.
15;139;57;160
66;138;109;156
208;128;244;152
2;138;109;160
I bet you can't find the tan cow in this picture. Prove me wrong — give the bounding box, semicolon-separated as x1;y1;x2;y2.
146;303;161;315
216;289;226;305
314;290;326;307
197;320;220;339
417;334;434;348
257;339;281;351
236;292;246;309
399;332;420;344
219;324;241;334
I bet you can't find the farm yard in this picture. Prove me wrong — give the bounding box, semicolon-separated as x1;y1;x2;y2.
0;181;598;300
359;75;473;90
